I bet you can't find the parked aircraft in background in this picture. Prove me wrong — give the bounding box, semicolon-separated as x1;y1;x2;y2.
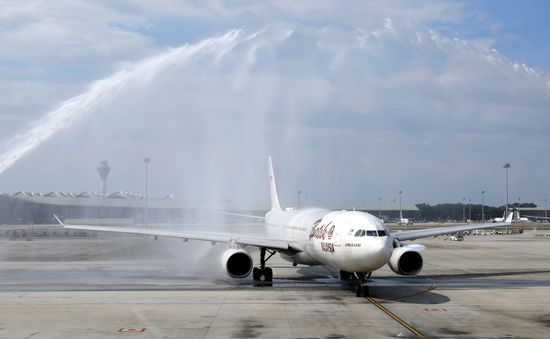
522;215;550;222
515;210;529;222
55;157;515;297
397;209;413;226
494;210;529;223
492;212;507;223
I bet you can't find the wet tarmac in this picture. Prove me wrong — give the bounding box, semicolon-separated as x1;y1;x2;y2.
1;230;550;338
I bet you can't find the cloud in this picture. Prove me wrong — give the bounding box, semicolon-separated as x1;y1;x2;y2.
0;1;153;62
124;0;469;27
0;1;548;207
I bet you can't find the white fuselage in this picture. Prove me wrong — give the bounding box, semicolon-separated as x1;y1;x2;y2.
265;208;394;273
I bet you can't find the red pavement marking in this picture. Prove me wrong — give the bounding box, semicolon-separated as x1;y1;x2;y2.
118;328;147;333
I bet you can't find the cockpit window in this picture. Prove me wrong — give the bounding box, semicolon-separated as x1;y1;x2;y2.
355;229;383;237
355;229;385;237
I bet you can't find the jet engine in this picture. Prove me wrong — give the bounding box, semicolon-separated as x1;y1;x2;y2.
221;248;253;278
388;245;423;276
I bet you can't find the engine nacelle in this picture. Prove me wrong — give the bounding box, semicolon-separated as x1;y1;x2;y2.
388;246;423;276
221;248;253;278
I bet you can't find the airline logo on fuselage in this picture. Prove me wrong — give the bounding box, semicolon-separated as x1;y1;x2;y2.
310;219;337;254
309;220;335;240
321;242;335;254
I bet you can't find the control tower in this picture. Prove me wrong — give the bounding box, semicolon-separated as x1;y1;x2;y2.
96;161;111;194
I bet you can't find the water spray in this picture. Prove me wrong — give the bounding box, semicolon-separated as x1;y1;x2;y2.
0;30;243;174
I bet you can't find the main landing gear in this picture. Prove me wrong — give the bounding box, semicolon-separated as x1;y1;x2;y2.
340;270;372;297
253;248;276;284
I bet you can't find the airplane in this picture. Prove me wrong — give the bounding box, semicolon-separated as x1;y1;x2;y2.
515;210;529;222
521;214;550;222
505;208;550;223
492;211;507;223
55;157;515;297
493;210;528;223
397;209;412;226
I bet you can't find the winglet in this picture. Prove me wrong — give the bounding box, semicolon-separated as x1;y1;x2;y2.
505;212;513;223
53;214;64;226
268;156;281;211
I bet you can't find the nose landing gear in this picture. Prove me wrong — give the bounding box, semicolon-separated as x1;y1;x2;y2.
340;270;372;297
354;281;370;297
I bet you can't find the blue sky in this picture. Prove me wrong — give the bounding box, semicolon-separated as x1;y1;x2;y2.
0;1;548;209
448;0;550;69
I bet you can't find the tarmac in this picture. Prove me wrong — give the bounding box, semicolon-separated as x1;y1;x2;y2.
1;227;550;338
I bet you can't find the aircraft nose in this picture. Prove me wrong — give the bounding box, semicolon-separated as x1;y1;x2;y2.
349;237;391;272
368;236;393;260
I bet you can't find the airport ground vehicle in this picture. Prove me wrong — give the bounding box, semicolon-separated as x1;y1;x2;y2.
449;234;464;241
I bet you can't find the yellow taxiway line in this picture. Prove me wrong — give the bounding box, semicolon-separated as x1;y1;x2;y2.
366;296;428;338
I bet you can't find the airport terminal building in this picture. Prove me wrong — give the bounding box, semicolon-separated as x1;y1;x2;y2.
0;191;185;225
0;190;419;225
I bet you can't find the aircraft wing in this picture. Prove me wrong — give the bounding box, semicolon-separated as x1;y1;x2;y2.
391;213;514;241
208;210;265;220
61;223;299;253
523;215;550;220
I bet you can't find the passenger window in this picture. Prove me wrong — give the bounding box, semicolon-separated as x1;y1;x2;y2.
366;230;377;237
377;230;387;237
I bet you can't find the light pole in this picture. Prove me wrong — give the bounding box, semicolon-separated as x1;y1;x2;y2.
468;199;471;222
504;163;510;233
144;158;151;226
481;190;485;222
504;163;510;214
297;190;301;209
399;191;403;221
462;197;466;223
545;199;548;219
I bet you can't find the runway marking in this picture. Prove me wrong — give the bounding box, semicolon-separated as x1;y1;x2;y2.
203;290;229;337
366;297;427;338
131;307;163;338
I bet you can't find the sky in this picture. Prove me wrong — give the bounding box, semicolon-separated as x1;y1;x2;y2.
0;0;549;209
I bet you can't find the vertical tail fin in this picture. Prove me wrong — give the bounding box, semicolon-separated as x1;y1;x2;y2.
268;156;282;211
505;212;513;223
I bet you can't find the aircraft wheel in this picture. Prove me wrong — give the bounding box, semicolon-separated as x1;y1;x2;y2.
355;284;363;297
340;270;352;280
253;267;262;281
362;285;370;297
264;267;273;282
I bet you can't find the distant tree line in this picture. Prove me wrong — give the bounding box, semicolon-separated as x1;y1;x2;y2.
415;202;537;222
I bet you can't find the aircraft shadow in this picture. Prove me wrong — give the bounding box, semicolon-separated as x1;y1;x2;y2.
295;267;550;304
368;285;450;304
292;267;449;304
421;268;550;280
